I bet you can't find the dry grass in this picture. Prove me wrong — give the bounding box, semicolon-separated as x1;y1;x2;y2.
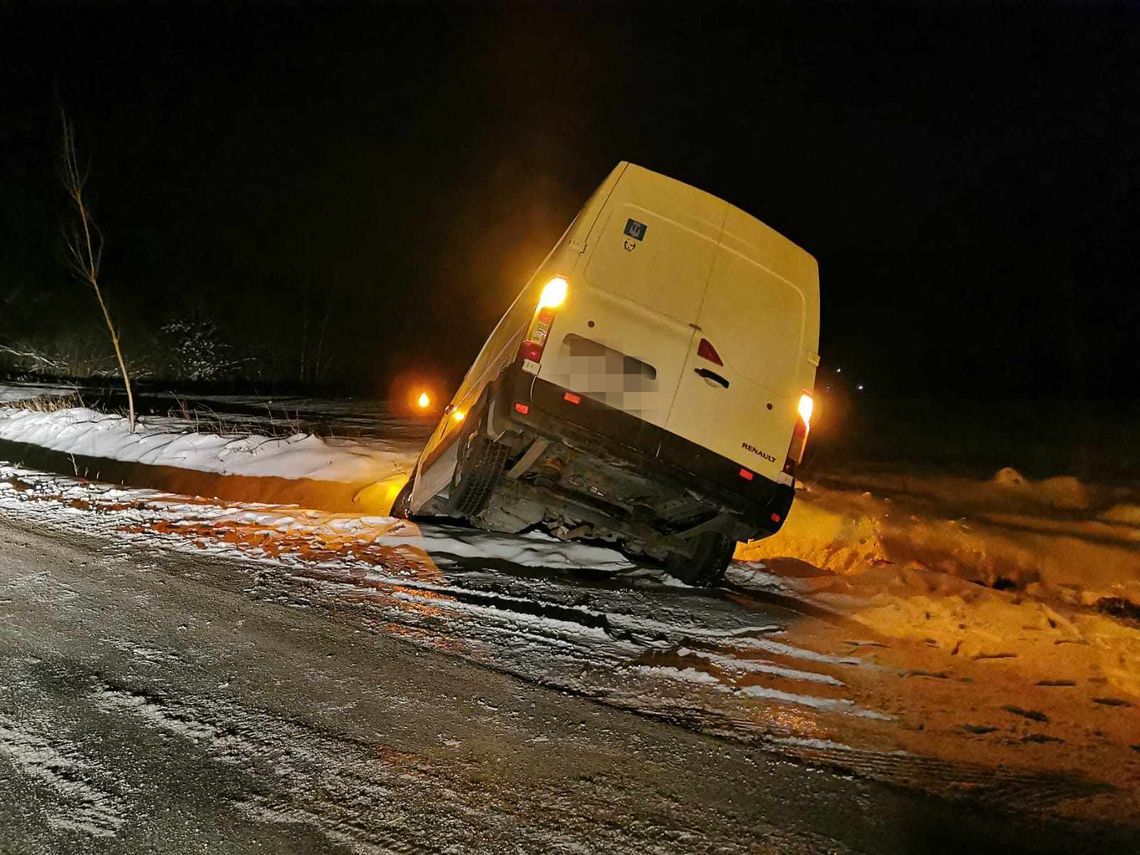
2;392;313;442
1;393;84;413
166;398;306;439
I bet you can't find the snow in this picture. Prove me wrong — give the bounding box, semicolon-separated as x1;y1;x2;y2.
0;384;75;404
736;685;887;719
632;664;886;718
399;523;637;571
2;393;1136;626
0;714;125;837
679;648;845;684
633;664;723;685
1102;503;1140;526
0;405;414;486
737;467;1140;611
735;467;1140;700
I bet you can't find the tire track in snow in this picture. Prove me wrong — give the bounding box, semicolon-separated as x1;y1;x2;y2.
0;713;126;839
90;681;448;854
0;468;873;736
88;680;769;854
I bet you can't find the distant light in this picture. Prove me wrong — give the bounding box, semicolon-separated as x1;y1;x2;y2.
416;392;430;409
857;384;865;391
538;276;568;310
798;393;814;427
835;367;842;374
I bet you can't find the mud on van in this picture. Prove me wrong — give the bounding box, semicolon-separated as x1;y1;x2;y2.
393;163;821;585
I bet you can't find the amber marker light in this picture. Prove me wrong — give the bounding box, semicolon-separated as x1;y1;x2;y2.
783;392;815;476
798;392;814;428
537;276;568;310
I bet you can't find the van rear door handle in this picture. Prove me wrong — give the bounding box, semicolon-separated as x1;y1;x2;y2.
694;368;729;389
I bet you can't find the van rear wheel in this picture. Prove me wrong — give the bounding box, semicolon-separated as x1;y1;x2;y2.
448;414;509;519
666;533;735;587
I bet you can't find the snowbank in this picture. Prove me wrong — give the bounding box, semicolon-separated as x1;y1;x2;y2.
736;469;1140;699
0;406;415;509
739;469;1140;608
0;384;75;404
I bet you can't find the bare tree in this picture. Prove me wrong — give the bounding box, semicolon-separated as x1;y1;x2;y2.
0;343;65;373
59;108;136;431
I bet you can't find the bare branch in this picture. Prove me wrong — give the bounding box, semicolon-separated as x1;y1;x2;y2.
58;105;136;432
0;344;66;372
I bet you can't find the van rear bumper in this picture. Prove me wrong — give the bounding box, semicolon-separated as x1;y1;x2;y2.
490;366;794;538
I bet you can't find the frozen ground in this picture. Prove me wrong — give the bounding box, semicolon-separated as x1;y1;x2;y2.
0;386;1138;850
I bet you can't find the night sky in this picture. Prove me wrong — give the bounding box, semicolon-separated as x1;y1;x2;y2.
2;1;1138;398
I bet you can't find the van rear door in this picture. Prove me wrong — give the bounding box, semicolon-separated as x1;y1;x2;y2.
665;205;818;480
538;165;725;429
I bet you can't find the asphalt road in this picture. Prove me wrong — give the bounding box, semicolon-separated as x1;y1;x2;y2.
0;510;1131;854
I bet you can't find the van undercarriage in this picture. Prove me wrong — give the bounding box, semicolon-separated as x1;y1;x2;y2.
414;366;794;576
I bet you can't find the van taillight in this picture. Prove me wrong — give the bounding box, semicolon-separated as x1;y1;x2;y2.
518;341;541;363
518;277;568;371
518;308;555;366
783;393;813;476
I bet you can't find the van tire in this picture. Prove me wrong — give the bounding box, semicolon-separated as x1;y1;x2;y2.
448;415;509;519
666;533;735;587
390;477;415;519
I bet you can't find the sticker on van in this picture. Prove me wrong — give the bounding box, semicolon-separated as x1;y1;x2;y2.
623;218;647;241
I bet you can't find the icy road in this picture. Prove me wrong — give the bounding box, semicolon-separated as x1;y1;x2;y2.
0;468;1135;853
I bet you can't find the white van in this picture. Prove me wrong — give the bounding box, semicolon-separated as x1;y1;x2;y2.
393;162;820;585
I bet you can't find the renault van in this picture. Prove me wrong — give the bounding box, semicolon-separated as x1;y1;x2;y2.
393;162;820;585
